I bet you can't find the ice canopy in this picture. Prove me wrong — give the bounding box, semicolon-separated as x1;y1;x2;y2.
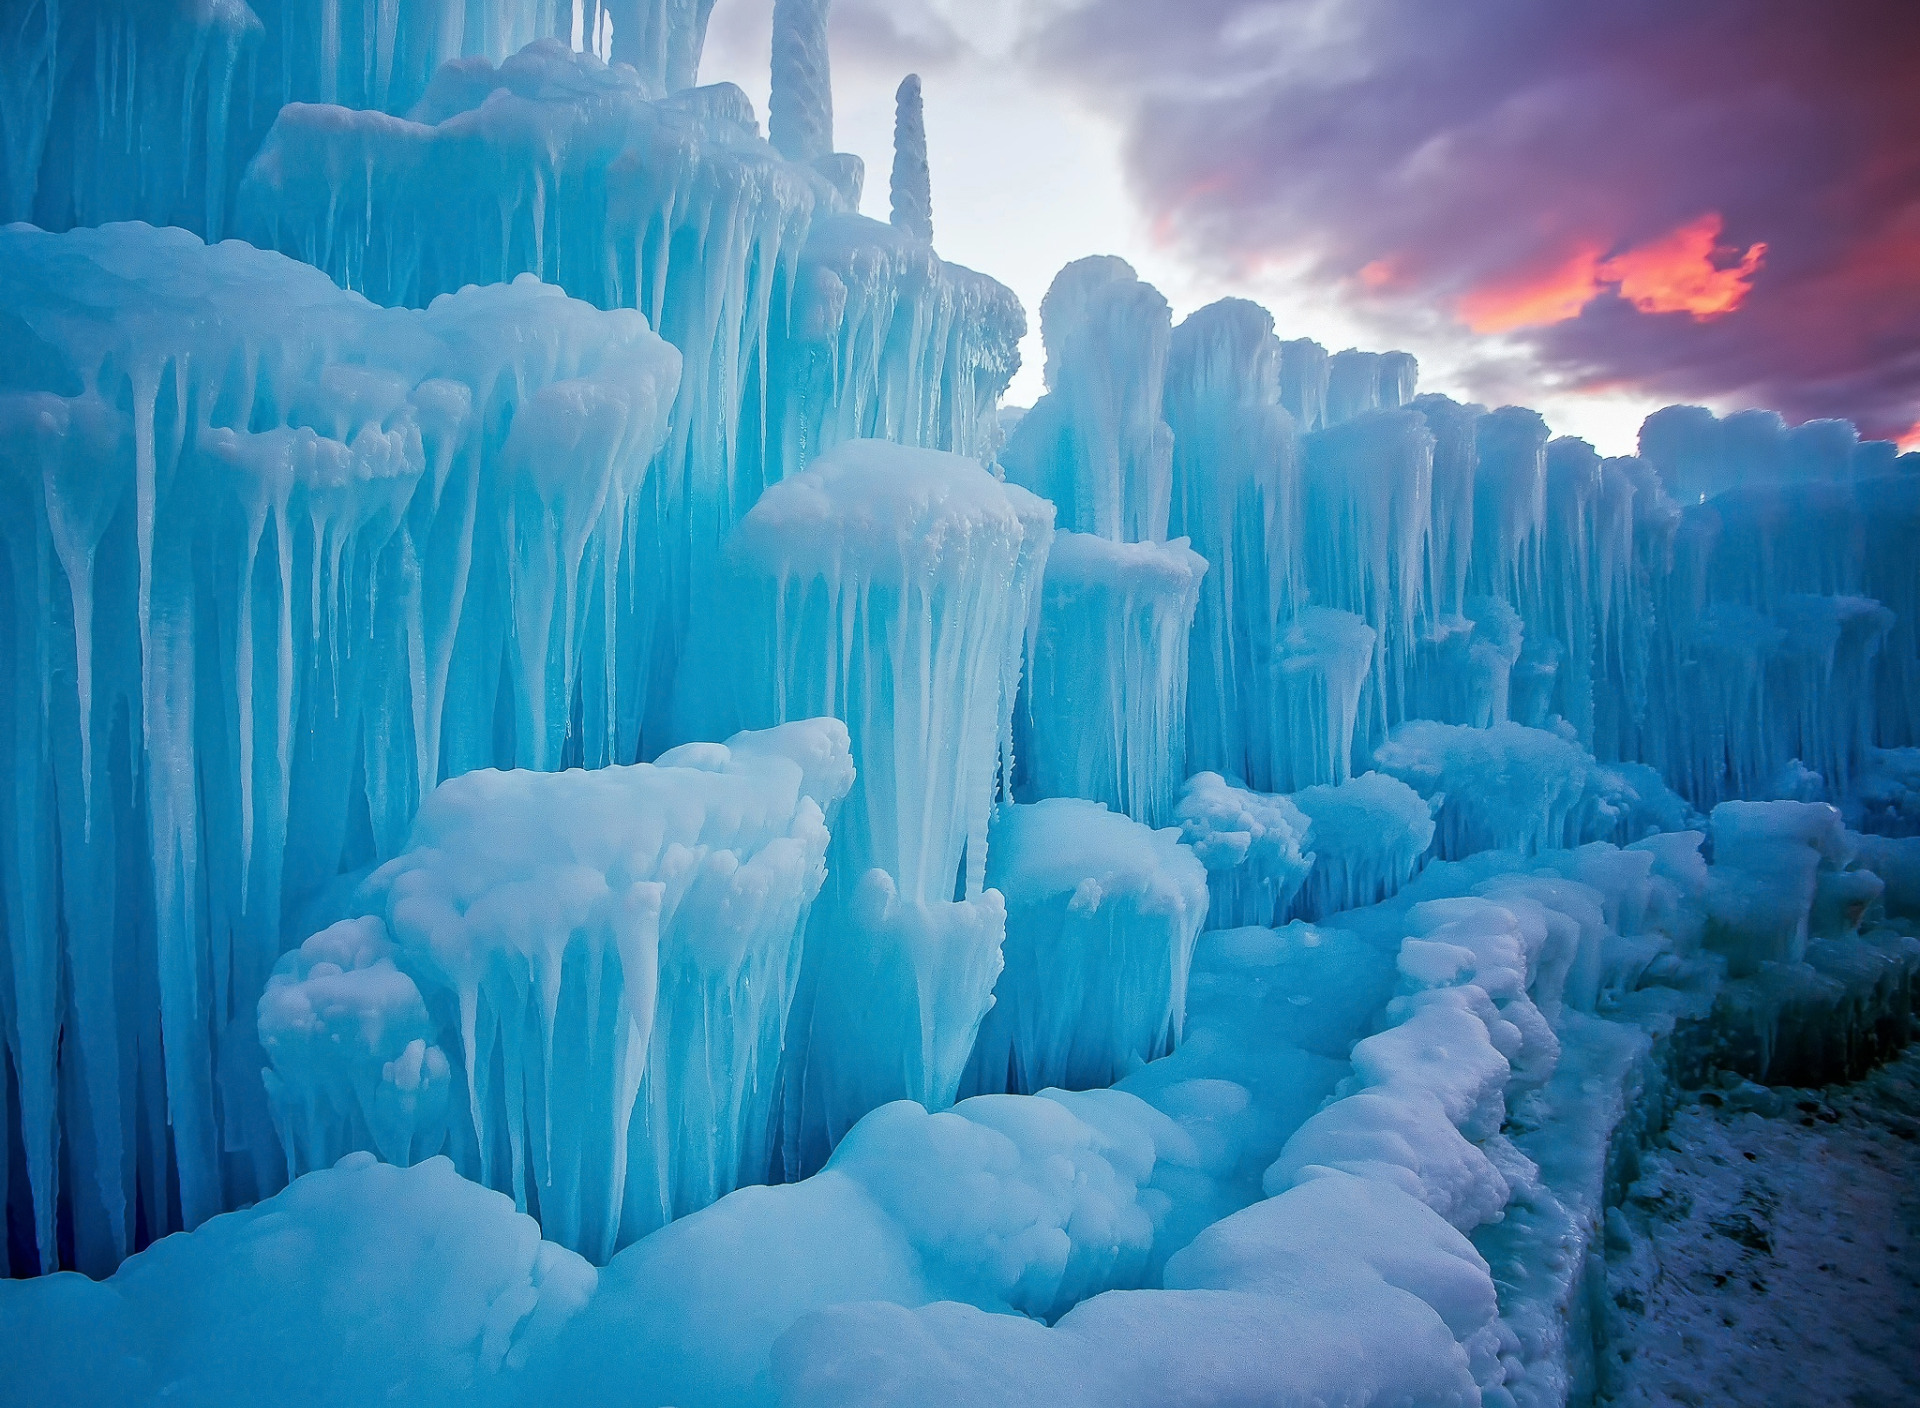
1;2;1918;1406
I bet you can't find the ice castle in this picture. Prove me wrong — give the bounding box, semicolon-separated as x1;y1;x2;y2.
1;3;1916;1405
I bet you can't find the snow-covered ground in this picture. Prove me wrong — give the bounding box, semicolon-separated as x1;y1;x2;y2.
1601;1047;1920;1406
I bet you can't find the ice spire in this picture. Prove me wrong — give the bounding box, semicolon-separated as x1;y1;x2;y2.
770;0;833;162
890;74;933;241
610;0;720;93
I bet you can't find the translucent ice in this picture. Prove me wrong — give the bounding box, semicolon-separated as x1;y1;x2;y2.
260;720;853;1258
1174;772;1316;930
1017;532;1207;827
677;439;1048;1171
0;222;676;1272
1164;299;1305;789
964;799;1209;1096
1001;256;1175;543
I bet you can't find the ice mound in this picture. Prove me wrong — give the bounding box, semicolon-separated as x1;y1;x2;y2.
533;1086;1183;1407
680;438;1049;1171
964;799;1209;1096
260;719;853;1258
0;221;677;1270
1706;800;1857;973
1287;772;1438;919
1175;772;1317;930
0;1153;595;1408
1374;720;1638;858
1017;532;1207;826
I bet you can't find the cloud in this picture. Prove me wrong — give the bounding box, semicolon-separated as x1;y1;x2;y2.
1023;0;1920;440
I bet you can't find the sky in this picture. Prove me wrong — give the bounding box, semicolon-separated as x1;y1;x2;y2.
696;0;1920;456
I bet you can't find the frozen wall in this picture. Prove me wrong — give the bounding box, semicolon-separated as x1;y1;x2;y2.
0;222;678;1274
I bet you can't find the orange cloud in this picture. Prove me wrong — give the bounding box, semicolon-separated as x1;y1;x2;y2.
1457;213;1765;334
1899;420;1920;453
1600;213;1767;317
1458;241;1606;333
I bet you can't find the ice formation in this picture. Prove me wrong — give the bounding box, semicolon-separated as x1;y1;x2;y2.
0;222;678;1271
4;7;1920;1408
1174;772;1316;930
1017;533;1206;827
260;720;853;1257
676;438;1049;1171
964;799;1209;1096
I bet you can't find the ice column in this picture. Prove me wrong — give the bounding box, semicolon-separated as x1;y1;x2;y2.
1001;257;1176;543
770;0;861;208
259;721;854;1260
688;440;1049;1173
963;799;1209;1096
1301;409;1436;757
1018;534;1208;827
609;0;721;92
1002;259;1201;828
1165;299;1305;791
890;74;933;241
1279;338;1330;432
770;216;1025;477
1325;349;1418;425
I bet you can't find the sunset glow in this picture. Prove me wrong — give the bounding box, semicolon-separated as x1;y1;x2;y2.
1899;420;1920;453
1458;213;1766;335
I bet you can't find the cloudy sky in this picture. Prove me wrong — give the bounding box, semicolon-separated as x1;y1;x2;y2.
696;0;1919;455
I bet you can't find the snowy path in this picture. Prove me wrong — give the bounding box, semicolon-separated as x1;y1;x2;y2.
1601;1046;1920;1407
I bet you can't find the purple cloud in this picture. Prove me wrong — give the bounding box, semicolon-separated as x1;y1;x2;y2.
1025;0;1920;443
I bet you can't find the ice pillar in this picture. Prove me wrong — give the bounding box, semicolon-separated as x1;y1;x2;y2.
890;74;933;242
1165;299;1304;791
1001;256;1176;543
962;799;1208;1096
1018;534;1208;827
692;440;1051;1173
609;0;720;93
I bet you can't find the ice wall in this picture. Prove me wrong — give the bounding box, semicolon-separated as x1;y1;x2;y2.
678;439;1050;1173
1017;534;1206;827
238;43;1021;737
1164;299;1304;791
0;223;677;1274
0;0;646;240
964;799;1209;1096
259;721;852;1259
